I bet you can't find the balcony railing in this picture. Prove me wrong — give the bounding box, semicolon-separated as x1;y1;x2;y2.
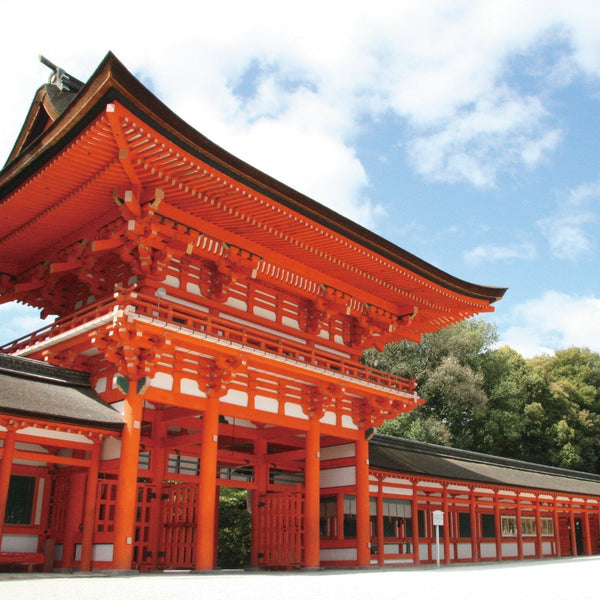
1;290;417;397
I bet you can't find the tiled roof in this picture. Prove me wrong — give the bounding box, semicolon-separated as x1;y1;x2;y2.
369;434;600;496
0;353;123;430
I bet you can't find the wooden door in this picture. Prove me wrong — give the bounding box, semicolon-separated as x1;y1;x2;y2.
254;491;303;568
159;483;198;568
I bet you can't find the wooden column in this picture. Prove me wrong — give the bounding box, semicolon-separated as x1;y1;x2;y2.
251;430;268;567
535;496;543;558
62;471;86;568
569;500;578;556
355;435;371;566
552;496;561;557
147;419;168;570
112;386;144;570
412;481;421;565
469;487;479;562
583;502;592;556
303;416;321;568
516;493;524;560
494;491;502;560
80;442;101;571
195;395;220;571
376;476;384;566
0;425;17;548
442;486;451;564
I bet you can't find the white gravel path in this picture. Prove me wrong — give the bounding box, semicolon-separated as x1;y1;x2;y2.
1;556;597;600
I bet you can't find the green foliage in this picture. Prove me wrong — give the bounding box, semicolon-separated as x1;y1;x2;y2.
370;319;600;474
217;488;251;569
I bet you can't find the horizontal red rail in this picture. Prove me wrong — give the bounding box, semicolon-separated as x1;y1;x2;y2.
1;291;417;396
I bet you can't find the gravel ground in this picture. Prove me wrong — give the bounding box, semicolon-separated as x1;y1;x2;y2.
0;556;597;600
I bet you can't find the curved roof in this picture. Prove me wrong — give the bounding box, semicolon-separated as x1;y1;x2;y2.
0;353;123;430
370;434;600;497
0;53;506;337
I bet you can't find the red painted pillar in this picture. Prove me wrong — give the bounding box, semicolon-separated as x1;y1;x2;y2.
304;417;321;568
552;497;561;557
516;493;524;560
376;477;384;566
61;470;86;568
112;387;143;570
80;442;101;571
494;491;503;560
251;430;267;567
195;395;220;571
583;504;592;556
569;501;578;556
0;425;17;547
355;435;371;566
147;420;168;570
412;481;421;565
469;487;479;562
442;486;451;564
534;496;543;558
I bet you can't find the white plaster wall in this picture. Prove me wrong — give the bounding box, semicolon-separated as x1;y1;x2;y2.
101;436;121;461
321;444;355;460
284;402;307;419
457;543;472;560
320;548;357;562
74;544;114;562
222;389;249;407
382;486;412;497
152;372;173;391
180;378;206;397
523;541;536;556
1;534;39;552
255;395;279;413
502;542;519;557
480;542;497;558
320;466;356;488
253;306;276;321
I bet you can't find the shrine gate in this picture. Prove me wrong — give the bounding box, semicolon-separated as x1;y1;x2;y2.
0;53;506;571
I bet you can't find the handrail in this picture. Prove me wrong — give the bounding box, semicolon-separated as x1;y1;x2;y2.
1;291;417;396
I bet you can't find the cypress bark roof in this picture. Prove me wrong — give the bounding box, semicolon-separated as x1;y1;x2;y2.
0;353;123;431
370;434;600;497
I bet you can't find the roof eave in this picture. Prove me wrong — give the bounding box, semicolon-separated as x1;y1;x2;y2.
1;51;507;305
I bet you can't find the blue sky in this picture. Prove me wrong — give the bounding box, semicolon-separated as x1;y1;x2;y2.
1;0;599;357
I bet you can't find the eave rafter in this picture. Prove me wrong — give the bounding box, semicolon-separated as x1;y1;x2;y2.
106;102;496;316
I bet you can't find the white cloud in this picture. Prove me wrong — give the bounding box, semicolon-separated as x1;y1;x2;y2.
407;88;561;186
2;2;600;204
464;241;537;265
0;302;53;346
538;181;600;260
499;291;600;357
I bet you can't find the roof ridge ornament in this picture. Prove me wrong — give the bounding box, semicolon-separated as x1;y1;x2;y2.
39;54;84;93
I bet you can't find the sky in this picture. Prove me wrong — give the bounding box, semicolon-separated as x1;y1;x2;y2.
1;0;599;358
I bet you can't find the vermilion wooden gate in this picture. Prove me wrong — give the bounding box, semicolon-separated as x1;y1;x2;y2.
159;483;198;568
255;492;303;568
133;483;157;570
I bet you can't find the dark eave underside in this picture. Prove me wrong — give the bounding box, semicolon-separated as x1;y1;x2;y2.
0;52;506;306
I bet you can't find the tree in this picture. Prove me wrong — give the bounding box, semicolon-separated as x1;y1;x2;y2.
369;320;600;474
371;320;496;449
217;488;251;568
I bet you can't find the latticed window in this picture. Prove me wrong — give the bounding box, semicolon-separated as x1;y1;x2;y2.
5;475;35;525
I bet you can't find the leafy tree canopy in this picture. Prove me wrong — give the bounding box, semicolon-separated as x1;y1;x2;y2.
368;320;600;474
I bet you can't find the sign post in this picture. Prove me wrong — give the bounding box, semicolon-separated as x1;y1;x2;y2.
433;510;444;567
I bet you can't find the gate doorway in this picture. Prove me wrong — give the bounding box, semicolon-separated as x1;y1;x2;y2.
159;483;198;569
558;516;585;556
217;488;251;568
254;491;303;569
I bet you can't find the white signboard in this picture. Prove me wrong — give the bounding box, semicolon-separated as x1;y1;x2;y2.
433;510;444;526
